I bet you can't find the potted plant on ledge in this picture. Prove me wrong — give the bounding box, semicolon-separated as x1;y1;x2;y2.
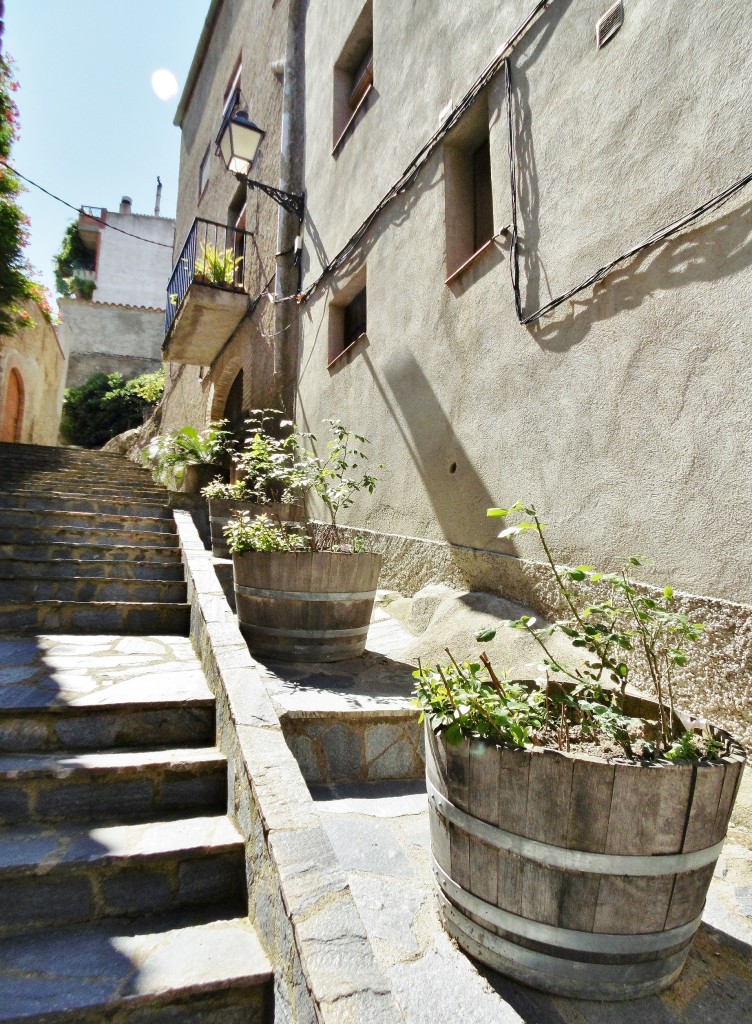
201;410;306;558
225;419;382;663
414;501;746;1001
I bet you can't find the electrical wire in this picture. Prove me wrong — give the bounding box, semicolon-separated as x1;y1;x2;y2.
0;160;174;248
298;0;558;303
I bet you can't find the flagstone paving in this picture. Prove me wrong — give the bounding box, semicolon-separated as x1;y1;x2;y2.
311;779;752;1023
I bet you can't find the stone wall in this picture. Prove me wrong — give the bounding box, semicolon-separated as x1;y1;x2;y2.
59;300;163;388
0;300;67;444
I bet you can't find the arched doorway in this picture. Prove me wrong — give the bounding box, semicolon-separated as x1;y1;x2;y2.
1;369;25;442
223;369;244;481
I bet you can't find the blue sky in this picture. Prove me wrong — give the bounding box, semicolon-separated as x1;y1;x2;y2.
4;0;209;307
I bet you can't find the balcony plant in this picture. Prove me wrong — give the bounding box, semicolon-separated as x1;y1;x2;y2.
193;242;242;287
141;421;234;492
414;501;746;1001
225;419;382;663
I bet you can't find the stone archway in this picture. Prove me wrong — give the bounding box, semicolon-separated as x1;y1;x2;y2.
1;368;25;442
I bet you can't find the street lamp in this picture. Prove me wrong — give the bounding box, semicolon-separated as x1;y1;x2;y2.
216;109;304;221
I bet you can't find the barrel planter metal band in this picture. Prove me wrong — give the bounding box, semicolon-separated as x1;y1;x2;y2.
434;861;703;956
233;550;382;662
425;720;746;1000
427;779;726;876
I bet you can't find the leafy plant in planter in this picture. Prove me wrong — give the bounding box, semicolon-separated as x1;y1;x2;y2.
226;419;382;662
141;421;234;491
201;410;307;557
193;242;242;287
414;501;746;1001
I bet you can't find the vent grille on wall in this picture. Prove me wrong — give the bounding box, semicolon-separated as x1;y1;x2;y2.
596;1;624;48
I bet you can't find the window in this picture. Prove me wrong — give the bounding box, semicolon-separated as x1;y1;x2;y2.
343;286;367;348
333;1;374;152
226;183;247;288
198;145;211;200
443;96;495;281
328;268;367;365
222;56;242;124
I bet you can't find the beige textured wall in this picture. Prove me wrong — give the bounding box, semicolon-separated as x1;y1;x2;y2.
297;0;752;607
0;300;67;445
58;300;163;388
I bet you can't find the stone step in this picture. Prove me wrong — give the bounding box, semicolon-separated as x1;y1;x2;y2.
0;541;182;563
0;470;162;489
0;815;245;935
0;509;177;537
0;576;187;605
0;525;179;549
0;493;171;516
0;747;226;825
0;558;185;581
0;912;271;1024
0;479;167;497
0;635;215;752
0;600;190;636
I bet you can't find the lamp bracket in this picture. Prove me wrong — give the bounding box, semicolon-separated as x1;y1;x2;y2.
242;176;305;220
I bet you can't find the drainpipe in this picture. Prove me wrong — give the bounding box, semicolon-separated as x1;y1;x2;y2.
272;0;303;418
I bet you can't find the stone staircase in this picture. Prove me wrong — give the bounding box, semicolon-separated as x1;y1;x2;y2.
0;446;272;1022
0;443;189;634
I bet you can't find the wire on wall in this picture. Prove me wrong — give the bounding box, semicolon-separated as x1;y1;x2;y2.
504;58;752;325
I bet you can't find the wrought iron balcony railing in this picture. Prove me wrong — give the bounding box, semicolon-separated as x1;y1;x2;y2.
165;217;253;336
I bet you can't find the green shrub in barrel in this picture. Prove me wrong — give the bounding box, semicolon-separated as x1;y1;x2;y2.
226;420;383;663
414;502;746;1001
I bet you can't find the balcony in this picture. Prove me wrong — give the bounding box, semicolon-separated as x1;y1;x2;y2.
163;218;252;366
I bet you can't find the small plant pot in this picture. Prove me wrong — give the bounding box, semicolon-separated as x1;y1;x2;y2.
179;464;220;494
233;550;382;662
208;499;303;558
425;702;745;1001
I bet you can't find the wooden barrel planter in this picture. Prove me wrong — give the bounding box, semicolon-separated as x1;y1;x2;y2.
208;499;303;558
233;550;382;662
425;700;746;1001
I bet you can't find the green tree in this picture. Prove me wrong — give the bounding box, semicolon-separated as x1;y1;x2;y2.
60;372;150;448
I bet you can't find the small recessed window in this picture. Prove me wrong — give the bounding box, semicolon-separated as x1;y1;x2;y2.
444;96;495;281
333;1;374;153
343;286;367;348
198;145;211;200
328;268;367;366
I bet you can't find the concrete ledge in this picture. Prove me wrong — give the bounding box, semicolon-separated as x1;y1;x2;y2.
173;510;403;1024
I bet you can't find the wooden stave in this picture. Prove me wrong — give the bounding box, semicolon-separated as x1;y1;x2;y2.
424;720;745;999
233;550;382;662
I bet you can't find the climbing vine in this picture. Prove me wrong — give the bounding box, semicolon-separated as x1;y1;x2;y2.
0;53;54;335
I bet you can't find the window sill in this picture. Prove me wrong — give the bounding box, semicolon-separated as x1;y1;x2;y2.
332;83;374;156
327;332;367;370
445;237;497;286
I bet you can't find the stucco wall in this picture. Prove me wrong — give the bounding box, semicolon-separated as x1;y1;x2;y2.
93;211;175;309
296;0;752;609
59;300;163;388
0;301;67;445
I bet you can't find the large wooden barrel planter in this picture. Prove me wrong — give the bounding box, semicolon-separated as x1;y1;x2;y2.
208;499;303;558
233;550;382;662
425;704;745;1001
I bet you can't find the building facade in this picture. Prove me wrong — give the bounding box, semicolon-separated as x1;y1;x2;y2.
159;0;752;736
0;299;67;444
59;196;175;388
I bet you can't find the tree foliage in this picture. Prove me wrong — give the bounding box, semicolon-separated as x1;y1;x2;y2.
60;370;164;448
0;54;54;335
53;221;94;298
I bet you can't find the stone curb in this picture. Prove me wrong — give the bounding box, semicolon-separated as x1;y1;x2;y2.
173;510;404;1024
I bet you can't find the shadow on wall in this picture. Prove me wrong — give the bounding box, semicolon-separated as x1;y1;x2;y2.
507;0;752;350
366;348;500;549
